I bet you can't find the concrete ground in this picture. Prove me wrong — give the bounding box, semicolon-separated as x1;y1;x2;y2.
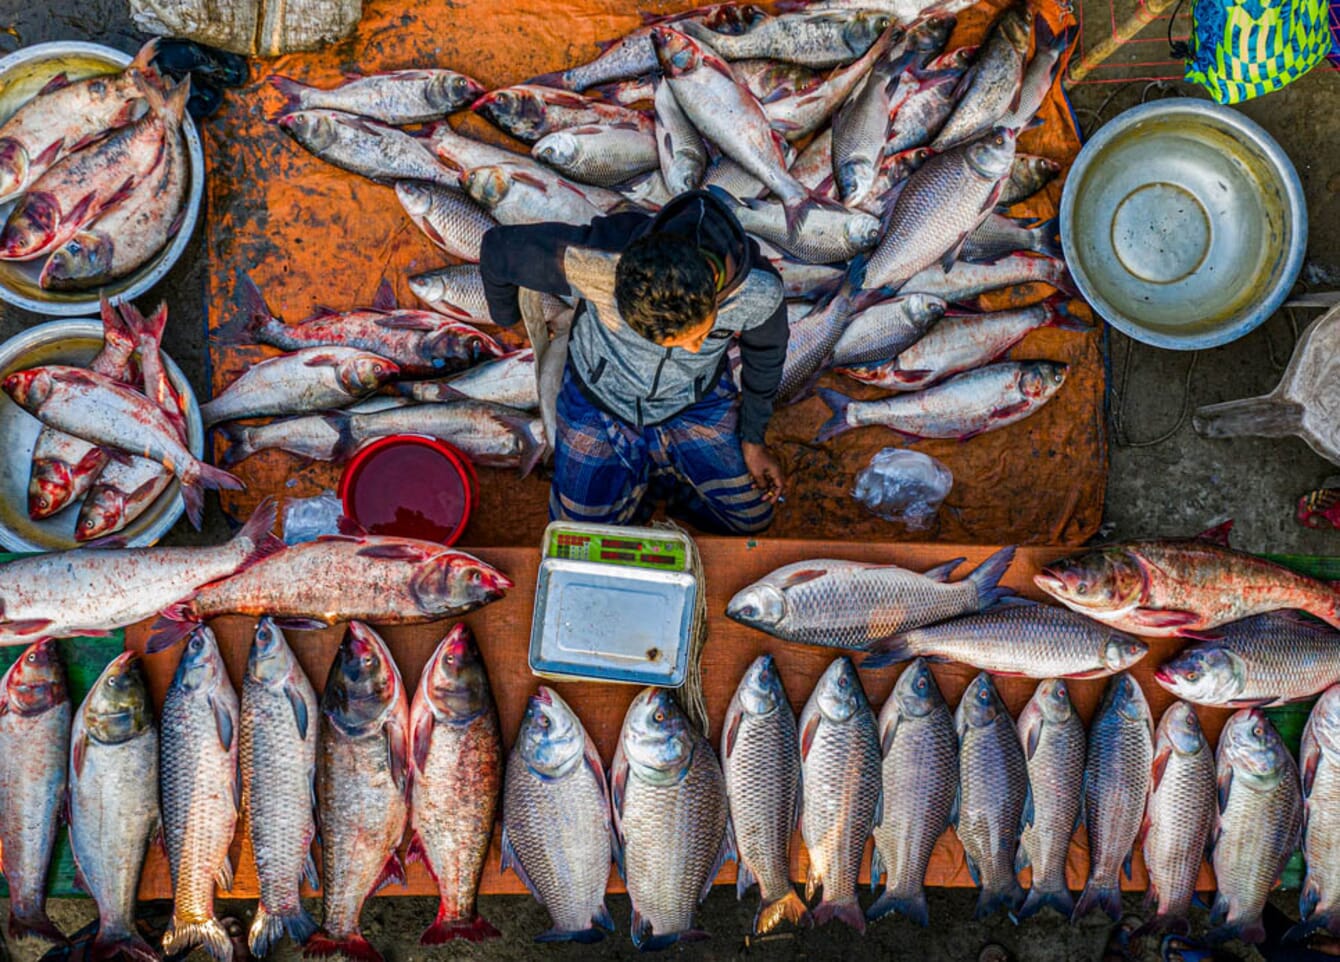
2;0;1339;959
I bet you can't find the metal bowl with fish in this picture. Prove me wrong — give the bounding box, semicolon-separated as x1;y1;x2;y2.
0;319;203;550
1060;98;1306;351
0;41;205;315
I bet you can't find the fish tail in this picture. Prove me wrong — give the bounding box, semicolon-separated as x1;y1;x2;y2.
162;916;234;962
419;906;501;945
146;612;200;652
755;890;812;934
812;897;866;933
1284;914;1340;942
1206;917;1266;945
235;495;284;568
968;545;1017;609
974;879;1025;921
192;459;245;493
268;75;311;114
8;910;66;945
860;637;918;670
321;411;357;462
303;931;383;962
1052;259;1080;297
1072;881;1122;922
1015;885;1075;921
217;421;255;468
534;926;606;943
1044;293;1092;332
249;903;319;956
214;273;274;345
1028;216;1062;258
92;929;163;962
865;888;929;926
181;479;205;530
1134;912;1191;939
814;387;855;443
495;413;547;478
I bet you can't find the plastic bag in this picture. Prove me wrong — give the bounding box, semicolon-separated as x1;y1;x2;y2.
281;492;344;544
851;449;953;530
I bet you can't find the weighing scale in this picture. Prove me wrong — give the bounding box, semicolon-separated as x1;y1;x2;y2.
529;521;700;687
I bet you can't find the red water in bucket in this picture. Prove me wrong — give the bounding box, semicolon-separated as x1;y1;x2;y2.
339;435;477;545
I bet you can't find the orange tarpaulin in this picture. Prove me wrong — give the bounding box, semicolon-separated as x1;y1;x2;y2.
202;0;1105;548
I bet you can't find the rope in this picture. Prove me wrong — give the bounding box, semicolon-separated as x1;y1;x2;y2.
1110;333;1199;447
654;519;711;738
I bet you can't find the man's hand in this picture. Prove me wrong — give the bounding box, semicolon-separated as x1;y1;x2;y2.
741;441;786;504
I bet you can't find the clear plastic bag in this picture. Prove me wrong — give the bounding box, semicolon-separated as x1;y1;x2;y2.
281;492;345;544
851;449;953;530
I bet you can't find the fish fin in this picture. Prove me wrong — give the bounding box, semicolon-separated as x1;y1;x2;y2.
1122;851;1134;881
267;75;310;114
300;351;345;367
249;903;319;956
976;878;1026;921
386;714;409;797
420;906;501;945
0;618;53;637
1207;918;1266;945
38;72;72;96
356;543;435;561
1136;811;1152;852
72;731;88;777
370;852;407;896
1195;519;1233;546
735;856;755;899
162;916;233;962
303;931;384;962
303;849;320;891
1014;842;1030;874
236;496;284;569
723;708;742;759
879;713;901;755
374;313;437;331
1151;744;1172;792
799;712;821;761
499;824;540;903
966;545;1016;609
1071;882;1121;922
921;558;965;582
534;926;606;943
494;413;546;477
282;679;310;741
870;844;886;891
1044;295;1091;332
873;787;884;829
962;849;981;886
1019;784;1035;832
866;889;929;926
1217;765;1233;812
216;853;235;891
7;911;65;946
813;898;865;933
208;692;235;758
145;614;198;652
814;387;855;443
411;706;434;775
700;819;736;902
780;568;826;589
1123;607;1203;632
193;460;245;493
1016;887;1074;921
756;890;812;934
1302;730;1321;797
91;931;160;962
272;617;330;631
372;278;397;312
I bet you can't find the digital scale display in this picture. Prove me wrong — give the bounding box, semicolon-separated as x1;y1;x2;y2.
546;526;690;572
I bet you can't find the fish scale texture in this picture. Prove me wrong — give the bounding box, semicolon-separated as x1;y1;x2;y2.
1083;706;1152;889
0;699;69;927
1143;742;1215;922
724;705;801;903
1301;723;1340;933
802;710;881;905
1019;714;1084;895
956;712;1027;903
1214;753;1302;932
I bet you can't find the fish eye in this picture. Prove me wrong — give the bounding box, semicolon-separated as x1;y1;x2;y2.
1076;583;1088;595
361;655;373;667
1253;723;1264;738
83;519;95;529
915;677;927;691
653;709;666;723
26;652;35;663
1185;670;1198;681
445;653;455;665
537;713;550;729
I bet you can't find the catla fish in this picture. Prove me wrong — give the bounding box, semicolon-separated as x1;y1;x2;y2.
800;657;881;931
472;85;651;143
307;622;410;962
654;78;707;194
1016;679;1085;920
1291;685;1340;941
999;19;1075;131
998;154;1063;208
1073;673;1153;922
201;347;398;426
954;673;1027;919
533;123;659;187
271;70;484;124
278;109;459;188
406;264;492;321
408;625;503;943
721;655;809;934
931;5;1032;150
0;639;71;944
501;687;614;942
726;546;1014;649
901;253;1077;304
240;619;319;957
395;181;496;263
407;350;538;411
682;11;891;68
611;687;731;950
1140;701;1215;936
869;659;957;926
160;626;240;962
829;293;948;367
729;195;881;264
463;163;610;227
68;652;160;962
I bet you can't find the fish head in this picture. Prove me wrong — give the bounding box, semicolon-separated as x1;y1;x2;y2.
428;72;485;113
1019;360;1067;400
737;653;786;717
422;623;492;724
705;3;768;33
846;13;893;51
1;638;68;715
1034;678;1074;726
534;132;580;169
1219;709;1288;786
247;617;297;687
82;651;152;744
463;166;511;208
965;128;1017;182
905;292;948;326
1158;700;1206;758
172;624;226;693
910;15;957;53
27;457;74;520
323;621;398;735
1028;156;1063;178
1098;673;1150;726
0;137;29;200
845;212;882;250
1102;633;1149;672
958;672;1004;731
39;231;115;289
621;686;695;783
814;657;865;724
892;658;943;719
277;110;337;152
338;353;400;394
1034;547;1145;616
472;88;546;141
410;551;513;617
3;367;54;412
1311;686;1340;758
75;485;126;542
395;181;433;218
518;686;586;777
650;27;703;78
725;583;787;630
1153;646;1243;704
0;189;61;260
999;7;1034;53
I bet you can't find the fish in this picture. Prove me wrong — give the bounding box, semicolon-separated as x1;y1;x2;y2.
611;687;731;950
654;79;708;194
224;275;506;377
613;168;674;208
787;127;834;191
731;57;825;104
761;24;900;140
0;639;71;944
67;652;160;962
427;122;537;174
201;347;399;426
772;256;844;299
853;128;1016;291
1152;611;1340;708
0;41;160;202
1073;673;1153;922
829;293;947;366
901;253;1077;304
953;672;1028;919
799;658;881;931
395;181;497;263
848;146;933;218
472;85;651;143
721;655;809;934
533;122;659;187
1289;685;1340;941
961;212;1060;264
701;151;774;200
727;195;881;264
998;19;1074;131
836;297;1088;392
817;360;1067;443
408;624;503;943
726;546;1014;649
997;154;1063;209
155;536;509;640
159;625;240;962
1035;522;1340;637
0;497;281;646
463;162;611;227
652;25;827;232
1139;701;1216;936
868;659;957;926
884;71;960;155
776;290;854;402
406;349;538;410
306;622;410;962
407;264;493;321
931;6;1032;150
501;686;614;943
864;599;1148;677
277;109;458;188
681;12;892;68
217;415;346;466
270;70;484;124
240;619;319;957
1299;484;1340;530
326;401;546;474
1015;678;1085;920
1209;709;1302;943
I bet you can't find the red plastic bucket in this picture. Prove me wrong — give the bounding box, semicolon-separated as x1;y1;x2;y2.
339;434;478;546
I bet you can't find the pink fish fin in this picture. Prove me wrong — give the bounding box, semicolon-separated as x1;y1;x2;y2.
540;90;592;109
145;614;197;652
300;351;345;367
336;515;369;537
72;732;89;777
420;911;501;945
921;557;965;582
271;616;330;631
609;751;628;820
375;313;437;331
0;618;52;637
215;853;235;892
386;714;410;797
300;304;343;321
267;75;310;113
411;704;434;774
194;460;245;493
723;708;742;758
103;176;141;215
39;72;72;96
405;831;434;872
357;543;435;562
989;399;1031;420
98;446;133;467
235;495;284;568
303;931;384;962
180;481;204;530
1195;519;1234;546
799;712;821;761
779;568;826;589
81;534;128;549
369;852;407;896
1216;765;1233;813
509;169;551;191
48;367;98;386
372;278;397;312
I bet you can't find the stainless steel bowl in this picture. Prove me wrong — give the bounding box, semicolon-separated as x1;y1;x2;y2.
0;319;203;549
1060;98;1306;351
0;42;205;315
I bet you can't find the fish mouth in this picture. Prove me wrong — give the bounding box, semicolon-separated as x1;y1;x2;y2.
1032;570;1065;595
1152;665;1175;686
533;686;554;705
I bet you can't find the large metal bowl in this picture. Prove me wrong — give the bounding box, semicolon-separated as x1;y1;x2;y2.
0;319;203;550
0;42;205;316
1060;98;1306;351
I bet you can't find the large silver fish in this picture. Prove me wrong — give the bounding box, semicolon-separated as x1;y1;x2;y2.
761;25;899;140
278;110;459;188
800;657;881;931
997;154;1063;208
407;350;539;411
68;652;159;962
533;123;659;187
240;618;319;957
395;181;497;263
901;253;1076;303
998;19;1074;131
954;672;1027;919
0;639;70;944
1139;701;1215;936
463;162;612;227
829;293;947;367
1291;684;1340;941
931;6;1032;150
1016;679;1084;920
270;70;485;124
1210;709;1302;943
160;626;239;962
471;85;651;143
682;12;891;68
721;655;809;934
331;400;546;475
869;659;957;926
1072;673;1153;921
960;212;1061;264
501;687;614;942
728;196;881;264
726;547;1014;649
885;71;960;155
776;290;854;402
200;347;399;426
407;264;492;322
611;687;731;950
862;599;1148;677
654;79;707;194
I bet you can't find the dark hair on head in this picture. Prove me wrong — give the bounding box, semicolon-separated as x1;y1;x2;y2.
614;233;716;343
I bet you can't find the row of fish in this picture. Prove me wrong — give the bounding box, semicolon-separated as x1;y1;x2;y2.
0;40;192;289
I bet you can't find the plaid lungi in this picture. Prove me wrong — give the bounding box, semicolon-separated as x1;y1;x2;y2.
549;368;774;535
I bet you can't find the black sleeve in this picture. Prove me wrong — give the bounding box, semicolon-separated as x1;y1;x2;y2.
479;212;652;328
736;262;788;446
